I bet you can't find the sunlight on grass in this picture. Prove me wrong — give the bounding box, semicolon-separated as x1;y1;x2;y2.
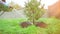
0;18;60;34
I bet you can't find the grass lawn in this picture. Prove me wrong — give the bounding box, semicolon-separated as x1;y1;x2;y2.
0;18;60;34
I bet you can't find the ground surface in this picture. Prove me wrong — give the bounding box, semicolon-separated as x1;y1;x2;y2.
0;18;60;34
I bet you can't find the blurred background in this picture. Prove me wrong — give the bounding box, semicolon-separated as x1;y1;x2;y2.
0;0;59;18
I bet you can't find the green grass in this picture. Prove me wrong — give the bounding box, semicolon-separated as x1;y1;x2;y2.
0;18;60;34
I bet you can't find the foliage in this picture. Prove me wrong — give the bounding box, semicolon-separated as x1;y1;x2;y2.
0;18;60;34
0;1;21;16
0;4;13;12
24;0;46;24
9;1;22;10
0;3;13;16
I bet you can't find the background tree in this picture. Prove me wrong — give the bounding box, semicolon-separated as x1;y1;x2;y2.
0;0;13;16
9;1;22;10
0;1;22;16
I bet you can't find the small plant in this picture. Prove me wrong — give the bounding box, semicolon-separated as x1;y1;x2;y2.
21;0;46;28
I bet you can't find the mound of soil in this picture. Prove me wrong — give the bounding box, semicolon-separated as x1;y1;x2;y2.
20;21;47;28
20;22;32;28
35;22;47;28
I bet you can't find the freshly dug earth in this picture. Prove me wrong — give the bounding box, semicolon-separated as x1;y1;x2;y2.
35;22;47;28
20;22;32;28
20;21;47;28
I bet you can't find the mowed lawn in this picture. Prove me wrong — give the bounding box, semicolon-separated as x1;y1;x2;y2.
0;18;60;34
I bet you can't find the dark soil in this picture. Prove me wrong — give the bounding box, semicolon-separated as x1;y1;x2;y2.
35;22;47;28
20;22;32;28
20;21;47;28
